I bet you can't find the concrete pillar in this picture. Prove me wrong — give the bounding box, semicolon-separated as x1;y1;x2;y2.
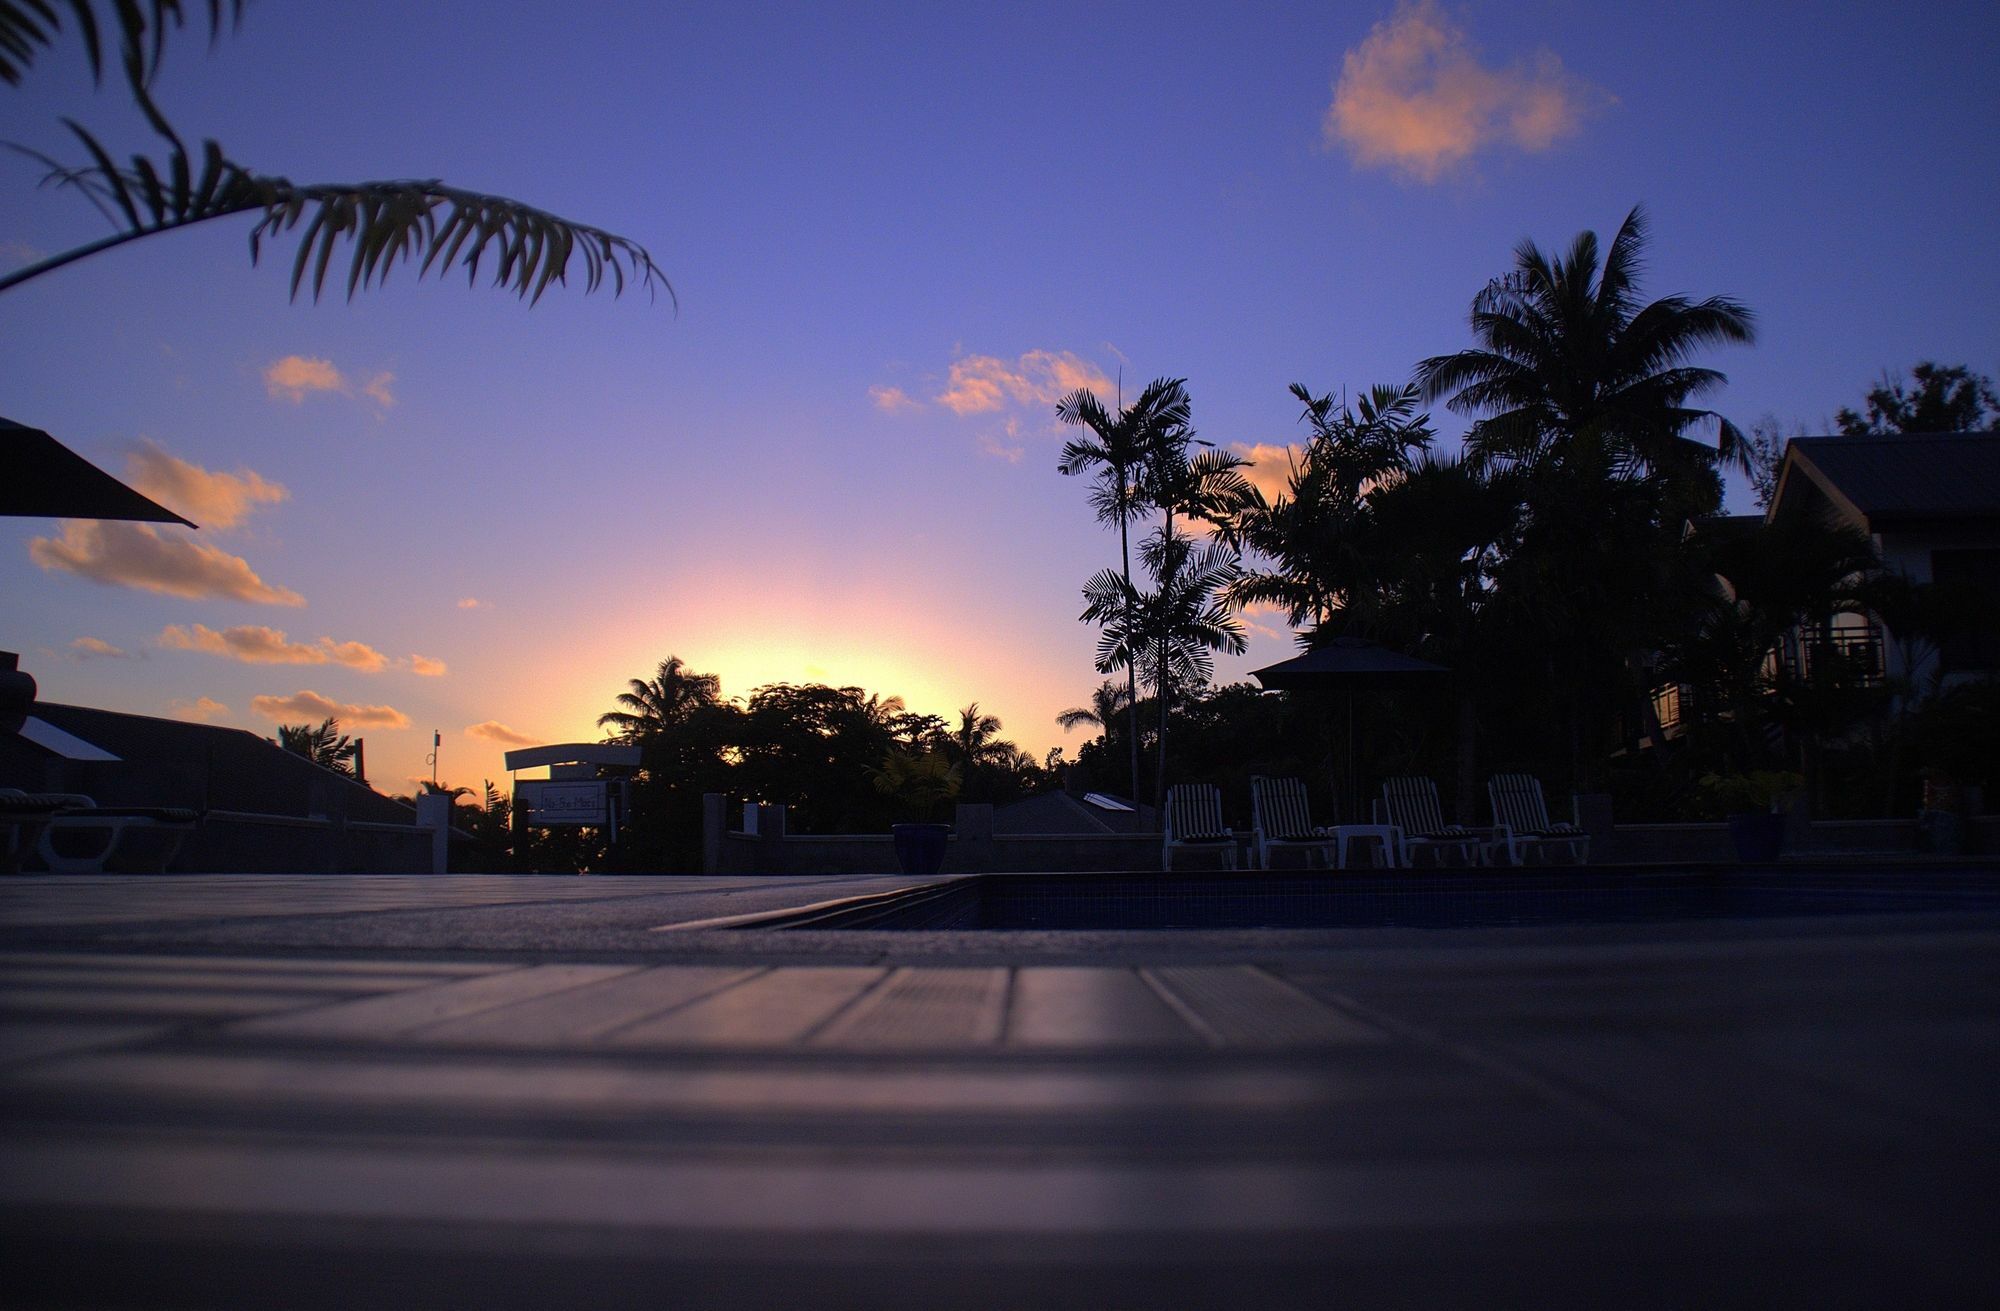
953;803;995;872
701;793;726;874
414;793;452;875
757;803;787;874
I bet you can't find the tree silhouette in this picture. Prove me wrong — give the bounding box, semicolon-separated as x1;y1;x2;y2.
1058;377;1190;802
1415;205;1754;500
273;715;356;776
1835;362;2000;436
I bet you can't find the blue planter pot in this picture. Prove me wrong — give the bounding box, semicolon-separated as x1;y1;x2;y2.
891;823;951;877
1726;812;1784;863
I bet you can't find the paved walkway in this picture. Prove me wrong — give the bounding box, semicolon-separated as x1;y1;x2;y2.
4;873;1997;1307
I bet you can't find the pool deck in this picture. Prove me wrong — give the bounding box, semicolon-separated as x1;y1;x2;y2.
4;870;1999;1307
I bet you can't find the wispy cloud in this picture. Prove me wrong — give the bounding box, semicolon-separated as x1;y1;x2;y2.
1326;0;1604;182
158;623;387;671
1;238;43;265
167;695;229;722
976;433;1024;463
1230;441;1307;506
869;384;918;413
30;521;305;605
935;350;1112;416
250;689;409;729
1239;599;1290;641
124;439;288;529
264;355;396;408
69;636;131;659
408;654;448;677
457;597;486;610
466;720;536;747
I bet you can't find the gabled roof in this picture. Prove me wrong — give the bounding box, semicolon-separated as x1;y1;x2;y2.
1;702;415;823
993;790;1158;836
1773;432;2000;527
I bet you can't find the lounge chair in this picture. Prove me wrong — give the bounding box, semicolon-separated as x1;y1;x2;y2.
1487;773;1590;865
22;792;199;874
1163;783;1237;871
1378;777;1490;867
1249;776;1336;869
1;788;79;874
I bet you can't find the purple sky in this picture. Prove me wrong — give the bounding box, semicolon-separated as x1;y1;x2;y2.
5;0;1997;794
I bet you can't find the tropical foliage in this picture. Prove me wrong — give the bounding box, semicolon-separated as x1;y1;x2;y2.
3;0;669;302
273;716;357;776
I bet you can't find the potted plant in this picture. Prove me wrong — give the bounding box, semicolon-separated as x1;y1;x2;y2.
871;750;962;877
1697;771;1802;863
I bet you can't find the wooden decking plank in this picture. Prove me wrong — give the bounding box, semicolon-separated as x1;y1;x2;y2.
0;966;466;995
606;967;886;1048
0;1020;171;1066
810;968;1010;1049
413;967;766;1045
1005;968;1203;1049
0;985;353;1020
0;951;499;977
1143;966;1387;1048
228;965;641;1039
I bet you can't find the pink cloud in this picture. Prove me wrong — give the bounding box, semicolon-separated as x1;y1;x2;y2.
167;695;229;722
29;520;304;605
1326;1;1605;182
408;654;448;677
869;384;918;413
466;720;537;747
250;690;409;729
123;440;287;529
935;350;1113;417
68;636;131;659
158;623;387;670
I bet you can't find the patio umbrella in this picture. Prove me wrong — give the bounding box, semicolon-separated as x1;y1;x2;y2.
1251;637;1449;822
0;417;195;526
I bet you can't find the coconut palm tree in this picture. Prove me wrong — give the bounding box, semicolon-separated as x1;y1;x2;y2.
274;716;357;776
1056;679;1132;735
2;1;668;302
950;703;1014;769
1414;205;1754;497
1058;377;1191;802
597;656;722;742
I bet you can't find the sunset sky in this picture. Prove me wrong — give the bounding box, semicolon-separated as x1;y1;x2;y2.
4;0;1997;795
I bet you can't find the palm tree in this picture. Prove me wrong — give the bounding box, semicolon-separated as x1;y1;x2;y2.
1414;205;1754;496
1140;420;1253;798
1056;679;1131;734
950;703;1015;770
1226;382;1434;635
274;716;357;776
2;2;668;303
598;656;722;742
1083;527;1245;804
1058;377;1191;802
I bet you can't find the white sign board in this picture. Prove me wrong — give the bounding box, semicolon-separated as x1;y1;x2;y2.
516;780;609;826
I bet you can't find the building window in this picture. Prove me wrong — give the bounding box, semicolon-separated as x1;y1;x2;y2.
1932;549;2000;673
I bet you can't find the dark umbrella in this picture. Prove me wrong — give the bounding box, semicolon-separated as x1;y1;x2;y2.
0;417;195;526
1251;637;1449;822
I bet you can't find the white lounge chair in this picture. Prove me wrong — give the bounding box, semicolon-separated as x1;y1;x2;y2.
1163;783;1237;871
1248;776;1336;869
1487;773;1590;865
1378;777;1490;867
25;792;198;874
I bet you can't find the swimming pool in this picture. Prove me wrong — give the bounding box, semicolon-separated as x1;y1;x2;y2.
748;868;2000;931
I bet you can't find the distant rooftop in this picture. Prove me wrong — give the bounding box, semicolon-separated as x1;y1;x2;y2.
1778;431;2000;526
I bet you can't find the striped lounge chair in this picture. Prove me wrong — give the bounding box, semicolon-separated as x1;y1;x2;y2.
1378;777;1488;867
1487;773;1590;865
1249;776;1335;869
1163;783;1237;871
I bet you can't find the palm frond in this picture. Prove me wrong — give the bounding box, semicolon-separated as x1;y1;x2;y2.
0;0;244;90
2;124;672;304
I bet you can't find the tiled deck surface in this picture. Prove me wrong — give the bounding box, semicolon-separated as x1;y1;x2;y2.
3;872;1998;1308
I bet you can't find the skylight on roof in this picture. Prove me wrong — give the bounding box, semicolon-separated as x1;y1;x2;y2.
1082;792;1135;812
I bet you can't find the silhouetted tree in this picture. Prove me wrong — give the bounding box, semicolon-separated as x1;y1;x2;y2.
273;716;357;776
1835;362;2000;436
1057;377;1191;803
